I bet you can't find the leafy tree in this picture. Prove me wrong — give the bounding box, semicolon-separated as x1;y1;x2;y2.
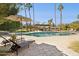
7;4;19;16
0;4;10;17
58;24;70;31
69;21;79;31
0;3;19;17
0;17;7;25
0;4;21;32
0;20;21;32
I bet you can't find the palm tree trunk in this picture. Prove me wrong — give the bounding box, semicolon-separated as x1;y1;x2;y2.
32;4;35;31
60;10;62;31
28;8;31;31
33;3;35;25
24;5;28;31
29;8;31;18
54;3;56;31
20;17;22;41
24;7;27;21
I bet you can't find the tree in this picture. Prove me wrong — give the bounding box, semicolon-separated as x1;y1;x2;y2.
54;3;57;31
0;4;21;32
69;21;79;31
7;4;20;16
25;3;32;31
0;3;20;25
33;3;35;25
0;3;19;17
18;3;32;31
0;20;21;32
0;4;10;17
18;3;28;30
25;3;32;18
48;19;53;31
58;3;64;31
58;24;70;30
77;15;79;19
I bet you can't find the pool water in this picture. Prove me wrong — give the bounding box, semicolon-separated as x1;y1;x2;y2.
16;32;72;37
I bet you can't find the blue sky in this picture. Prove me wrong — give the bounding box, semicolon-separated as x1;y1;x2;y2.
18;3;79;25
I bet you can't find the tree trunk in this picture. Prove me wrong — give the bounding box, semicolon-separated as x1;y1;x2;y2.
28;8;31;31
60;10;62;31
54;3;56;31
24;6;28;31
29;8;31;19
33;3;35;26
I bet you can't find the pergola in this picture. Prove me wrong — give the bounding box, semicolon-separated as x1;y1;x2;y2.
5;15;32;41
5;15;32;22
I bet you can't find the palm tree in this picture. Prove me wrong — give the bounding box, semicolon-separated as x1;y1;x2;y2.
24;4;27;19
33;3;35;25
18;3;27;25
25;3;32;31
23;3;28;31
54;3;57;31
58;3;64;31
25;3;32;24
77;14;79;19
18;3;32;31
48;19;53;31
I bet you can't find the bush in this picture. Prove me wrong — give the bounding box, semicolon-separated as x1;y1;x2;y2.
0;20;21;32
69;41;79;53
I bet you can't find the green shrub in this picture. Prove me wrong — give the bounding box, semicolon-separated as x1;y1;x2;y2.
69;41;79;53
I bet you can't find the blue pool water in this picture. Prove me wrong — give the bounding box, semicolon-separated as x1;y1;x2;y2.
16;31;72;37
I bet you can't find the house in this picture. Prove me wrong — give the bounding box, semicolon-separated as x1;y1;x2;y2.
33;24;58;31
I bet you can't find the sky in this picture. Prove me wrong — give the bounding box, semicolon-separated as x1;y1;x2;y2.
18;3;79;25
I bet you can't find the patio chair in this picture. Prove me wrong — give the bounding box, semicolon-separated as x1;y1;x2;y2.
0;34;35;55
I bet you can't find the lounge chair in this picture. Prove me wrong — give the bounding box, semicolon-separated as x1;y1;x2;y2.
0;35;35;56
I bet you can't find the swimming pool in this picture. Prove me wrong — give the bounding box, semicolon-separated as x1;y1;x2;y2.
16;31;72;37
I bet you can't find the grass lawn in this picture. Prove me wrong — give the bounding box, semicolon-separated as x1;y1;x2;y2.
69;41;79;53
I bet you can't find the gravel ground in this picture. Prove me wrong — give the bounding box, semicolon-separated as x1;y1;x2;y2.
18;43;67;56
0;33;79;56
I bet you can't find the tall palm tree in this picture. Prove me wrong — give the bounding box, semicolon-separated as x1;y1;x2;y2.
77;14;79;19
33;3;35;25
25;3;32;31
23;3;28;31
24;3;27;19
17;3;28;31
25;3;32;24
54;3;57;31
19;3;32;31
58;3;64;31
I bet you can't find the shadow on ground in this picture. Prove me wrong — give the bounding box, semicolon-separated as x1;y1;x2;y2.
18;43;68;56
